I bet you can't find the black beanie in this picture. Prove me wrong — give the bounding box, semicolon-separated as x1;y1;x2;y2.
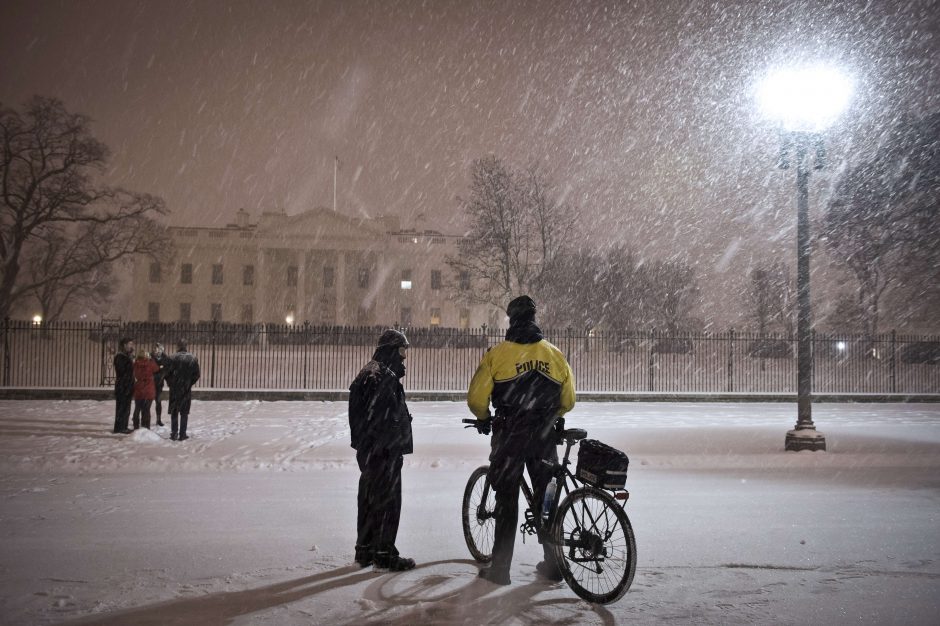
506;295;537;322
376;328;409;349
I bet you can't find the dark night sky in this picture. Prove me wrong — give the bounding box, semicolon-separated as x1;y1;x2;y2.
1;0;937;324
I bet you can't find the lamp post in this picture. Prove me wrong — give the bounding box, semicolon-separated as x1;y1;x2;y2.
757;64;853;452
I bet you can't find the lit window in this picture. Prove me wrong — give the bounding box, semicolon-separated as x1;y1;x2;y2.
430;307;441;326
401;269;412;290
401;280;412;290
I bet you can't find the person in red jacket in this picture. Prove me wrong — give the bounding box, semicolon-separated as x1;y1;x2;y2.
132;349;160;430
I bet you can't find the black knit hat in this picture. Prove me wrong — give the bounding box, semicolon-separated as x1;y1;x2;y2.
506;295;536;322
377;328;410;349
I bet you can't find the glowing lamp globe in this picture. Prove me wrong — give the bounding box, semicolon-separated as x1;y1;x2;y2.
757;64;853;132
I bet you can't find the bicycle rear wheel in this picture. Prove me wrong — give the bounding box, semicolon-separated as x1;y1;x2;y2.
550;487;636;604
461;465;496;562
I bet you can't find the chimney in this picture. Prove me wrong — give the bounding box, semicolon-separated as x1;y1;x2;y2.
235;208;250;228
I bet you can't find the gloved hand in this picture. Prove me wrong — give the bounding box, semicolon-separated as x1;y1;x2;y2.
475;419;492;435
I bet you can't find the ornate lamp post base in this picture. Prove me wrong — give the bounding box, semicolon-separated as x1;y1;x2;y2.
785;427;827;452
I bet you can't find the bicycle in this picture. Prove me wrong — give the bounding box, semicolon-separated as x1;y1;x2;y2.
461;418;637;604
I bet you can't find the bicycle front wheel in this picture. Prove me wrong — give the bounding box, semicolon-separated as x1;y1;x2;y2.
461;465;495;562
550;487;636;604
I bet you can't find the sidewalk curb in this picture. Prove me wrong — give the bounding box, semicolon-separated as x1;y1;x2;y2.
1;388;938;403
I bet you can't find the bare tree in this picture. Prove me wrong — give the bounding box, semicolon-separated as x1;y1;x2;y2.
636;259;702;332
824;111;940;337
21;228;119;321
0;96;169;320
746;261;792;334
447;156;577;308
539;246;703;333
538;247;610;330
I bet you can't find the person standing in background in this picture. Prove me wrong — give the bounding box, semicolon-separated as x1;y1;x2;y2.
166;339;200;441
112;337;135;434
132;348;159;430
151;343;170;427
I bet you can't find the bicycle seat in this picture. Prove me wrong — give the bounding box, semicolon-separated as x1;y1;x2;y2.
562;428;587;441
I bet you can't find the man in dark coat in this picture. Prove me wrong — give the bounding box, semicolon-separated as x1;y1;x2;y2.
348;328;415;572
112;337;135;434
166;339;200;441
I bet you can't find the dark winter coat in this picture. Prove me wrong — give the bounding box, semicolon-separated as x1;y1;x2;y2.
113;352;134;399
349;359;413;455
133;358;160;401
166;350;201;399
152;353;171;390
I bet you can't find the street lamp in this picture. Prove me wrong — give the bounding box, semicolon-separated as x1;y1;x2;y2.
757;63;853;452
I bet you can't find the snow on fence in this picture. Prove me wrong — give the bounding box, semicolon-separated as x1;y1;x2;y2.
1;319;938;393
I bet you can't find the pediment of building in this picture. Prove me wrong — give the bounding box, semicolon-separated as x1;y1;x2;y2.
257;207;387;242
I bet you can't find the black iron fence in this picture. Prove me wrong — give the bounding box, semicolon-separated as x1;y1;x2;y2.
2;318;938;394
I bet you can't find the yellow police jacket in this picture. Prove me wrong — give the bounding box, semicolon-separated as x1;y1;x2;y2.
467;339;576;421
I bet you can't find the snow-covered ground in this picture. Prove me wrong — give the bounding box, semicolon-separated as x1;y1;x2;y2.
1;399;939;625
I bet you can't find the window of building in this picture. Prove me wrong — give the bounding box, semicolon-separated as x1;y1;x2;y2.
431;269;442;290
287;265;298;287
180;263;193;284
243;265;254;286
400;307;413;326
149;262;161;283
430;307;441;326
401;269;412;290
459;271;470;291
241;304;253;324
358;268;370;289
147;302;160;323
323;266;335;288
459;308;470;329
179;302;191;323
212;264;224;285
211;303;222;321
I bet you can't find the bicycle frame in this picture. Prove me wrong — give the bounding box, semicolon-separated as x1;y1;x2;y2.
519;433;592;540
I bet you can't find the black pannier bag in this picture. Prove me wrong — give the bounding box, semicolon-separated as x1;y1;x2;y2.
576;439;629;490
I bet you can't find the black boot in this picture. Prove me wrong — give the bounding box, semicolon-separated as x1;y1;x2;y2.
354;545;374;567
536;560;563;582
478;566;511;585
373;551;415;572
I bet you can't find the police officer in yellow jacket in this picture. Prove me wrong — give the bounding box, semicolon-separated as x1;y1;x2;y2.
468;295;575;585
